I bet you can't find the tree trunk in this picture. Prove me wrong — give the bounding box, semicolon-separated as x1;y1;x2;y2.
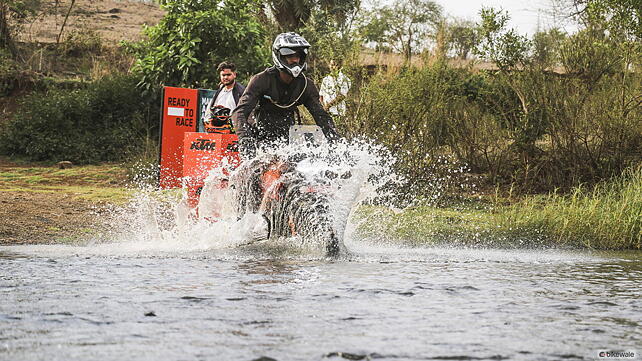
57;0;76;44
404;31;412;63
0;3;18;57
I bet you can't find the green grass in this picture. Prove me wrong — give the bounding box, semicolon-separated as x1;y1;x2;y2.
24;175;49;184
0;185;133;204
496;166;642;250
56;185;133;204
0;164;126;186
353;202;500;247
354;166;641;250
0;162;132;204
0;172;21;179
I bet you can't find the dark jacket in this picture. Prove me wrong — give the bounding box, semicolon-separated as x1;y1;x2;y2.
212;81;245;107
231;67;340;157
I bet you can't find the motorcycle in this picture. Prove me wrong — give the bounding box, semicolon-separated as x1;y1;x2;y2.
158;87;347;257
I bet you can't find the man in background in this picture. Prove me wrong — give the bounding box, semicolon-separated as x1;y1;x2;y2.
203;61;245;133
319;67;351;118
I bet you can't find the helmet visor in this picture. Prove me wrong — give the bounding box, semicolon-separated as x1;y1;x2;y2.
278;47;298;56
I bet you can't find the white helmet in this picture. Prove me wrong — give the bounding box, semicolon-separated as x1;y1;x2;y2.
272;32;310;78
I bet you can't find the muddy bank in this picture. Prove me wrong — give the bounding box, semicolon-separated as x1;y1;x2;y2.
0;158;127;245
0;191;106;245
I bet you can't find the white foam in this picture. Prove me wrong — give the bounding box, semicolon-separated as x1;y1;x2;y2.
79;139;399;257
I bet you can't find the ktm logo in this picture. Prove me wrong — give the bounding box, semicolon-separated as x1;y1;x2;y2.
226;141;239;153
190;139;216;151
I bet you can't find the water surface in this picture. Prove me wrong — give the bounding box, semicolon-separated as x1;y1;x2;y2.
1;243;640;360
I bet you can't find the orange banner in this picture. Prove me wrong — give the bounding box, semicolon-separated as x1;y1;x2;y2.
159;87;199;188
182;132;239;183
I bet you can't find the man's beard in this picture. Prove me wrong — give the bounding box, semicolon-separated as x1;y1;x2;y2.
222;79;234;86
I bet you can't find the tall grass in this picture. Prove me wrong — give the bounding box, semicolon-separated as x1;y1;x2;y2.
497;166;642;249
353;166;641;250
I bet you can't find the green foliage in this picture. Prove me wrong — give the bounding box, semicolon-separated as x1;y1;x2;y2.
568;0;641;78
344;56;641;192
531;28;566;69
299;1;361;75
474;8;551;175
62;29;103;57
560;27;622;81
358;0;443;61
132;0;269;90
446;20;479;60
265;0;359;31
353;203;498;247
1;0;639;203
575;0;641;41
475;7;531;70
354;166;641;250
0;75;160;164
343;62;478;199
0;48;19;95
0;0;42;56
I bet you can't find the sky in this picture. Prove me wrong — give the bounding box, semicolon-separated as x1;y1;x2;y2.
436;0;579;36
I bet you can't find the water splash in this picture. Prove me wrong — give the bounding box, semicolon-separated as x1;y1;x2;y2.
102;138;402;256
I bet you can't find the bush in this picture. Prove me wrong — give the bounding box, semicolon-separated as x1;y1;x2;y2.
62;29;103;57
0;49;20;96
343;62;497;200
344;60;642;193
0;75;160;164
131;0;269;90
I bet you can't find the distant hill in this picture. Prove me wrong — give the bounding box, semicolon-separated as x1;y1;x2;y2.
19;0;165;44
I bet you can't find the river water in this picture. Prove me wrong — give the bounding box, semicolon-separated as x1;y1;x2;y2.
2;142;640;360
1;242;640;361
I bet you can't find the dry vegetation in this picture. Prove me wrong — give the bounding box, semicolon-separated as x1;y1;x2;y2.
18;0;164;44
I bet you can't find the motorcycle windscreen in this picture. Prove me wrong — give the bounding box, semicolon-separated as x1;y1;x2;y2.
289;124;326;146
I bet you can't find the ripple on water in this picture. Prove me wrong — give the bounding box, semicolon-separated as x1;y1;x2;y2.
0;245;640;360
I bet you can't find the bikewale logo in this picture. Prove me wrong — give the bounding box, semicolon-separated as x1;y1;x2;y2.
599;351;636;358
190;139;216;151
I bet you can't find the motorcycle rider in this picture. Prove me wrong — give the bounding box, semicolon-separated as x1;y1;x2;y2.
231;32;340;159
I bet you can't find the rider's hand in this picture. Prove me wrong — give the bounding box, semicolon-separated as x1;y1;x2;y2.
325;129;342;144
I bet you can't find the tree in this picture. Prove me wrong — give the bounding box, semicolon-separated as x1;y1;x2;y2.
570;0;641;40
474;7;547;169
359;0;443;62
531;28;565;69
446;19;479;60
475;7;531;71
298;0;362;73
262;0;359;31
133;0;269;91
269;0;311;30
0;0;41;58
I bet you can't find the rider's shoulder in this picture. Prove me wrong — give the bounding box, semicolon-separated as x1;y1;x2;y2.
249;67;277;83
303;74;319;90
263;66;279;77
